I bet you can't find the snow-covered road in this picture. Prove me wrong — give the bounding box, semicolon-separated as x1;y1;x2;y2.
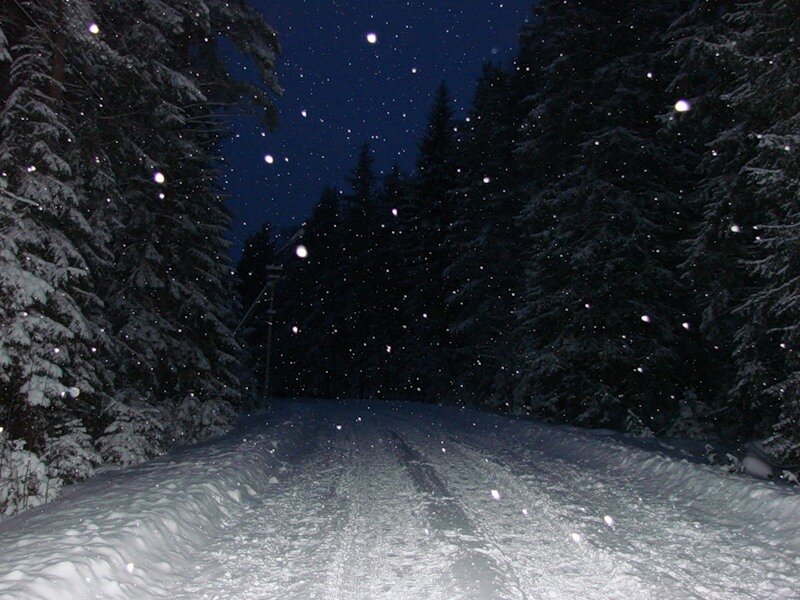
1;400;799;599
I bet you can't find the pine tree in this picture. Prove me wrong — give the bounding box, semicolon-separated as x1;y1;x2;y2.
339;144;381;397
90;1;279;449
716;0;800;466
275;189;346;398
273;156;413;401
0;0;110;508
510;0;700;431
0;0;281;514
443;64;524;408
369;165;413;397
400;83;460;400
663;0;765;437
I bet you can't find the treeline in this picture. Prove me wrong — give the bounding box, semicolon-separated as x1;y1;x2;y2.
0;0;279;515
244;0;799;470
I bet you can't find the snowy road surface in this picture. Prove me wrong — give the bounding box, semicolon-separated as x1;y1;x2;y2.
1;400;799;599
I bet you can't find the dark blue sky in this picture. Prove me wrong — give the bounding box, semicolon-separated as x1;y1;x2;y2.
222;1;533;258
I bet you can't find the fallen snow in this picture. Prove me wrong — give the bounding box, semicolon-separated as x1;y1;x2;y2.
741;454;774;480
0;400;798;599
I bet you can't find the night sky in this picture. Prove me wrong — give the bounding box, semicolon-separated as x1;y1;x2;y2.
222;1;533;259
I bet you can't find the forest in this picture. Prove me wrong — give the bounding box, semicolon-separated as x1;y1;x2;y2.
2;0;799;517
249;0;800;469
0;0;280;514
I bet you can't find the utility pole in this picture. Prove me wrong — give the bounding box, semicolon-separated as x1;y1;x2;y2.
261;265;283;403
234;228;305;408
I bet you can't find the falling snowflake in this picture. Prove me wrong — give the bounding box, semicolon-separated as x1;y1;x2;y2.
366;33;378;44
491;489;501;500
641;315;651;323
153;172;165;184
264;154;275;164
88;23;100;35
674;99;692;113
604;515;615;528
295;245;308;258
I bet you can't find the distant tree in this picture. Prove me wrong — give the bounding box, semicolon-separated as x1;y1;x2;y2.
340;144;380;397
275;188;346;398
400;83;460;400
370;165;414;398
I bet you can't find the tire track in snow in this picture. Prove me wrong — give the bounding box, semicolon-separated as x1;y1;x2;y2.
446;424;800;600
394;418;657;600
310;422;457;600
8;400;795;599
387;430;528;600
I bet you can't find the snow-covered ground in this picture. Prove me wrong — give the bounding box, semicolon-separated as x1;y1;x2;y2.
1;399;798;599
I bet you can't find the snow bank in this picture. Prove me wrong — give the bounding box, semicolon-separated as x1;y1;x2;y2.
2;400;798;599
0;414;298;599
463;408;800;544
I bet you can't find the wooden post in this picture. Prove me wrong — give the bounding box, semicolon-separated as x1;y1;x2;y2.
261;266;283;406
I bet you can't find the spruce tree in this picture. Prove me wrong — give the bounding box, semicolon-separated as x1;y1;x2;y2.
0;0;281;513
275;188;346;398
340;144;380;397
443;64;524;408
664;0;764;437
510;0;699;431
370;165;413;397
717;0;800;465
0;0;109;504
400;83;460;400
92;1;279;450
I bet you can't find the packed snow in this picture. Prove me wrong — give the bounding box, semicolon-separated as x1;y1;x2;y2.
0;399;798;599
